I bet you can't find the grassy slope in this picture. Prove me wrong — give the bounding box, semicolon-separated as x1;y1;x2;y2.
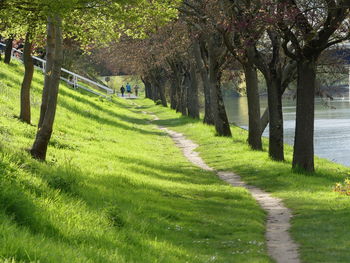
0;62;270;262
136;100;350;263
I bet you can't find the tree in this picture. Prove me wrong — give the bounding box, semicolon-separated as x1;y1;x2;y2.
182;0;232;136
192;37;214;124
207;31;232;137
3;36;13;64
278;0;350;171
249;32;297;160
19;31;34;124
31;14;63;160
187;46;200;119
220;0;298;159
219;0;263;149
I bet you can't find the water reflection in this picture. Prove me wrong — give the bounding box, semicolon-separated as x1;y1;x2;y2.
224;97;350;167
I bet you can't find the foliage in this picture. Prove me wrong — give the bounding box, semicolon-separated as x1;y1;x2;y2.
0;0;181;53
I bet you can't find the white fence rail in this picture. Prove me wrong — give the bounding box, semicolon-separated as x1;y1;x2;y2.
0;43;113;97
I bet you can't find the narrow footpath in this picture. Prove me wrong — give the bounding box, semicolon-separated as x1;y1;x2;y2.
144;111;301;263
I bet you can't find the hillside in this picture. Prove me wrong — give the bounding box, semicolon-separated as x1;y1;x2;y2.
0;62;269;262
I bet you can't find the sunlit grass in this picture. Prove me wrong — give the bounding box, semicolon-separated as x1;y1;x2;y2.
0;61;270;262
137;99;350;263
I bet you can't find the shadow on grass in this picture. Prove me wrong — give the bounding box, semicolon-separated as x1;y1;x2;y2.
0;65;44;89
0;154;61;238
82;170;262;244
0;150;179;263
58;99;165;136
114;155;223;186
153;116;199;127
59;88;156;127
0;71;22;86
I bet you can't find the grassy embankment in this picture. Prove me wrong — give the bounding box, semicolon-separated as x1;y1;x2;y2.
0;61;271;262
135;99;350;263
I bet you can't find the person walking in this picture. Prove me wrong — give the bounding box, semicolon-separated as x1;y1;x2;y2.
134;85;139;97
126;83;132;97
120;85;125;97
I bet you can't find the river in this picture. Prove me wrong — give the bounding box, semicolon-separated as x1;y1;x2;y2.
224;97;350;167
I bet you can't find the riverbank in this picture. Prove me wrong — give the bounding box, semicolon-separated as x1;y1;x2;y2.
135;99;350;263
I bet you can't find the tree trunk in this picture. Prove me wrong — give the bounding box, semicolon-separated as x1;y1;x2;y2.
4;37;13;64
168;61;182;111
170;78;177;110
259;85;286;137
175;79;182;113
146;80;153;99
150;80;159;101
158;78;167;107
187;62;199;119
266;77;284;160
19;32;34;124
259;63;297;137
208;72;231;136
149;68;167;106
179;72;188;116
243;60;262;150
144;82;149;99
38;19;56;128
193;40;214;125
260;108;269;135
292;59;316;172
31;15;63;161
203;79;214;125
208;39;231;137
142;77;152;99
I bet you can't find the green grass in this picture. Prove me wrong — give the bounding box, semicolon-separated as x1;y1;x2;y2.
0;61;270;262
135;100;350;263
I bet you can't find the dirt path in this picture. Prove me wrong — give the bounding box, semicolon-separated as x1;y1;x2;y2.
145;112;300;263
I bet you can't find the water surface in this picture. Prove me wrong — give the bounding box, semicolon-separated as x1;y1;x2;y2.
224;97;350;167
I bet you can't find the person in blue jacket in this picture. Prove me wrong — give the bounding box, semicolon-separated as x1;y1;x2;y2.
126;83;132;97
